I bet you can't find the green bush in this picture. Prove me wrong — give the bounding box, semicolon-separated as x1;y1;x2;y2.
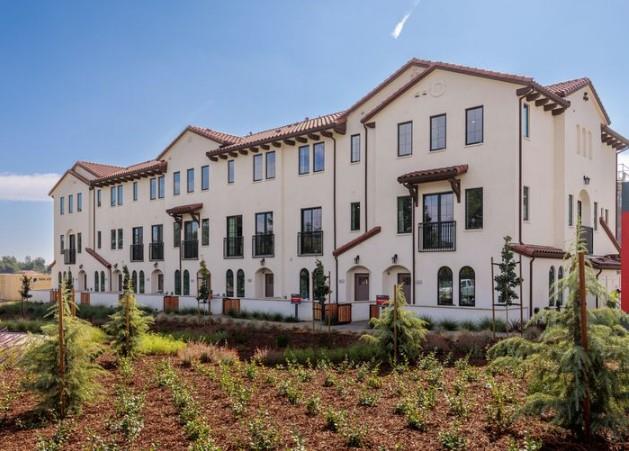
438;319;459;331
0;318;48;333
280;343;378;366
138;333;185;355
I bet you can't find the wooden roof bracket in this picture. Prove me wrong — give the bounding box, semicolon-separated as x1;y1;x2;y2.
403;182;418;206
448;178;461;202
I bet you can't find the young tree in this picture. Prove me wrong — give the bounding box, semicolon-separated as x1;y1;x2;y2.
362;283;427;364
104;266;153;358
20;274;104;417
197;260;210;315
18;273;32;317
489;225;629;439
494;236;522;325
312;259;330;302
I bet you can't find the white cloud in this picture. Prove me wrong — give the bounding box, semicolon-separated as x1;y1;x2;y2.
391;0;422;39
0;173;60;202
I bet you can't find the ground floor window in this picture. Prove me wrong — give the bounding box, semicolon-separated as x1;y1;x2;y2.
100;271;105;292
175;270;181;295
94;271;99;292
548;266;555;307
236;269;245;297
557;267;564;307
132;271;138;293
139;270;145;294
299;268;309;299
437;266;453;305
226;270;234;297
459;266;475;306
183;270;190;296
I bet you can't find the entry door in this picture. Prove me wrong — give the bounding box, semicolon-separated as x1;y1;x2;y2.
397;273;412;303
157;273;164;293
354;273;370;301
264;273;274;298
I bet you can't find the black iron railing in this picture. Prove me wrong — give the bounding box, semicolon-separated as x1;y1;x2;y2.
182;239;198;259
418;221;456;251
298;231;323;256
252;234;274;257
130;243;144;262
223;236;243;258
149;242;164;261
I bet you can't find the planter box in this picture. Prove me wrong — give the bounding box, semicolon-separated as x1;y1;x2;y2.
318;303;352;325
369;304;381;320
80;292;90;306
163;295;179;313
222;297;240;315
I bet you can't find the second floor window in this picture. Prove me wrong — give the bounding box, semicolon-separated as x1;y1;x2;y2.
60;235;65;253
68;194;74;213
256;211;273;235
301;207;322;232
313;142;325;172
594;202;598;230
266;151;276;179
350;202;360;231
201;165;209;190
97;231;102;249
397;121;412;156
152;224;163;243
77;193;83;212
150;178;157;200
568;194;574;226
133;182;138;201
430;114;446;151
117;185;123;206
465;188;483;229
298;145;309;174
117;228;123;249
202;218;209;246
228;160;235;184
158;175;165;199
173;171;180;195
523;186;530;221
110;187;116;207
77;233;82;253
466;106;484;145
60;196;64;215
97;189;101;207
351;134;360;162
253;154;263;181
397;196;412;233
111;230;116;249
173;222;181;247
187;168;194;193
522;103;530;138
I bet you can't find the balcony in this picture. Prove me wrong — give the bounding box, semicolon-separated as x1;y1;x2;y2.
298;231;323;256
63;248;76;265
149;242;164;261
130;243;144;262
419;221;456;252
182;239;199;260
580;225;594;255
252;234;274;257
224;236;243;258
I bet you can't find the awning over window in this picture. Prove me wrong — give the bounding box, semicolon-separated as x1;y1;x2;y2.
398;164;468;203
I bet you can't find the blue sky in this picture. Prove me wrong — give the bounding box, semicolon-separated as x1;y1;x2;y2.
1;0;628;262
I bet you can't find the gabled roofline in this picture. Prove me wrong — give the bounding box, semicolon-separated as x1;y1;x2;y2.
47;165;91;197
156;125;241;160
546;78;611;125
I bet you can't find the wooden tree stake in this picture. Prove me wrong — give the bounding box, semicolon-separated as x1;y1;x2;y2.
578;251;591;441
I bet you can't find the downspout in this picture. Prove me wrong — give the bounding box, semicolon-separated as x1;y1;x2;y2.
518;94;525;244
595;268;603;308
363;124;369;231
412;194;416;304
331;134;338;303
529;256;535;318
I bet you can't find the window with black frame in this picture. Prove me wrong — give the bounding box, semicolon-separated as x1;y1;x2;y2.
397;196;412;234
236;269;245;297
150;224;164;260
430;114;446;151
350;202;360;231
226;269;234;297
465;188;483;229
225;215;243;257
298;145;310;174
300;207;322;255
397;121;412;156
422;192;455;251
465;106;483;145
437;266;453;305
254;212;273;257
313;142;325;172
459;266;475;306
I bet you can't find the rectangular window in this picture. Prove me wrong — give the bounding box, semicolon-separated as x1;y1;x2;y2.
594;202;598;230
466;106;484;145
266;151;276;179
117;185;123;206
110;230;116;250
227;160;235;183
151;224;163;243
568;194;574;226
313;142;325;172
77;193;83;212
522;103;530;138
150;178;157;200
465;188;483;229
173;171;180;195
173;222;181;247
158;175;165;199
187;168;194;193
60;196;64;215
253;154;263;181
430;114;447;151
227;215;243;237
117;228;123;249
133;182;138;201
255;212;273;234
201;218;209;246
350;134;360;162
68;194;74;213
77;233;82;253
201;165;209;190
132;227;143;245
97;189;101;207
397;196;412;234
298;145;310;174
110;187;116;207
97;231;102;249
301;207;322;232
350;202;361;231
523;186;530;221
60;235;65;253
397;121;413;156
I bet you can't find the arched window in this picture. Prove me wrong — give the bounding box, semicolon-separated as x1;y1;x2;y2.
548;266;555;307
174;270;181;295
58;272;62;288
183;270;190;296
94;272;99;292
557;267;564;307
139;270;145;294
132;271;138;293
459;266;475;306
67;271;73;289
226;270;234;297
100;271;105;292
437;267;453;305
236;269;245;297
299;268;309;299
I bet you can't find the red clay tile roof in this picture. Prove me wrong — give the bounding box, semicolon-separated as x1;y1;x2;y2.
188;126;242;145
398;165;468;185
544;77;610;124
86;248;112;268
76;161;124;178
333;226;382;257
510;243;566;259
91;160;167;187
166;203;203;216
589;254;620;270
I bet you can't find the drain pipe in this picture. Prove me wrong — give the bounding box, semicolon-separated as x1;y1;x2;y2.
363;124;369;231
331;134;338;303
529;256;536;318
595;268;603;307
518;94;525;244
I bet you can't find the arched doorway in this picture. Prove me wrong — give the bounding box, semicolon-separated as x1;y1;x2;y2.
577;189;592;227
78;270;87;291
346;265;371;302
112;269;122;292
151;269;164;294
382;265;412;303
255;268;274;298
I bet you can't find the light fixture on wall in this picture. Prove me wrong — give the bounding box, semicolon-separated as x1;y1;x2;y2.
392;254;398;264
583;175;591;185
153;262;158;268
260;258;265;266
354;255;360;264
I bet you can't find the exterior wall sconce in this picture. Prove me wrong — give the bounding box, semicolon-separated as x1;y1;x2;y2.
153;262;159;268
584;175;591;185
354;255;360;264
260;258;265;266
392;254;398;264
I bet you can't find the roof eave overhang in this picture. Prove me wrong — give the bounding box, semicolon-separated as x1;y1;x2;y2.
90;161;168;188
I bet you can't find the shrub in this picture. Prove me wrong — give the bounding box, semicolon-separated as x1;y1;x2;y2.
247;411;280;451
111;387;145;442
343;421;367;447
438;425;467;450
305;396;321;416
324;408;346;432
484;377;517;434
138;333;185;355
459;320;478;331
438;319;459;332
276;334;289;348
452;331;494;359
279;343;378;366
178;342;238;367
419;316;434;331
0;318;47;333
358;391;378;407
406;406;427;431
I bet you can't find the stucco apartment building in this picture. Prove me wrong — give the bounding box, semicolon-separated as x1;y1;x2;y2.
48;58;627;322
